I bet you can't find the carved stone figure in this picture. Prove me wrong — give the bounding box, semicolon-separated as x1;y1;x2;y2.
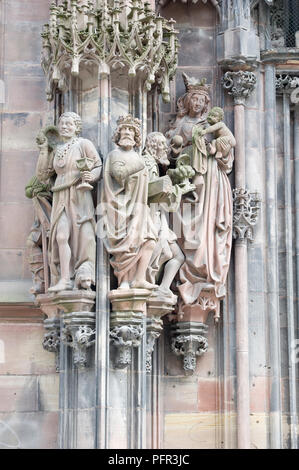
101;115;157;290
25;170;52;294
165;73;210;147
36;112;102;292
142;132;184;300
165;75;234;309
196;107;236;161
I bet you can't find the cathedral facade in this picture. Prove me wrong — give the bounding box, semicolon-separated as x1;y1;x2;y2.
0;0;299;449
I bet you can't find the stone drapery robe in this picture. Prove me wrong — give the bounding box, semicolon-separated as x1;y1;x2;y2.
101;148;157;285
47;138;102;286
178;133;234;305
143;151;179;285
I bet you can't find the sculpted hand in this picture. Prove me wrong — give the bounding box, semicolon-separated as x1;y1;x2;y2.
36;132;48;149
164;175;173;194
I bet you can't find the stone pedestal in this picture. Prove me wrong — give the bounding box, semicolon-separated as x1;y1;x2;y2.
146;293;177;373
109;288;150;369
170;292;219;374
37;289;96;369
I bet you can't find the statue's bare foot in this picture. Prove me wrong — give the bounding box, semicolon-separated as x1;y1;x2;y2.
131;280;157;290
48;279;73;292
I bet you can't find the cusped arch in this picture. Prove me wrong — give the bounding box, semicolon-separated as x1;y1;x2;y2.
157;0;221;17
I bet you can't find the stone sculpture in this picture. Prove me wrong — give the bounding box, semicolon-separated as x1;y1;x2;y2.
165;74;234;307
35;112;102;292
165;73;210;147
101;115;157;290
142;132;184;300
165;74;235;371
25;158;53;294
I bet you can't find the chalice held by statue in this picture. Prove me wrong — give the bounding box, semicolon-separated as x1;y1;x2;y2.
76;156;94;191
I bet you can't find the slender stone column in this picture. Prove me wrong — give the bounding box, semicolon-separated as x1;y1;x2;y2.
222;70;257;449
95;68;111;449
265;64;282;449
295;106;299;364
282;92;297;449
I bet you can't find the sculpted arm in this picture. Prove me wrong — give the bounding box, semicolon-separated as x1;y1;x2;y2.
81;139;103;183
35;131;55;182
201;122;223;136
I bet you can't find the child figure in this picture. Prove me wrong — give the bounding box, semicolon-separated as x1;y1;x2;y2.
197;107;236;159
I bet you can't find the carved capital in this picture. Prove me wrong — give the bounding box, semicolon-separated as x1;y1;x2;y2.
109;287;149;368
222;71;257;104
276;75;299;104
233;187;261;244
110;311;145;369
146;317;163;374
61;312;96;368
171;322;208;374
42;317;60;372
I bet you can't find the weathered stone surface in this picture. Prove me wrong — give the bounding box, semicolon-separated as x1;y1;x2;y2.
6;78;47;112
0;376;38;413
164;412;221;449
4;24;43;64
160;2;216;27
0;203;33;250
37;375;59;412
0;323;56;375
0;151;37;203
163;376;199;413
0;251;24;280
2;113;46;152
5;0;51;23
178;29;215;67
0;411;58;449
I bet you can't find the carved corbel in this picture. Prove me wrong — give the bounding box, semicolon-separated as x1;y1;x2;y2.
109;289;149;369
43;317;60;372
146;294;177;374
171;322;209;374
146;317;163;374
276;74;299;104
61;312;96;368
233;188;261;244
222;71;257;104
37;289;96;368
170;292;218;373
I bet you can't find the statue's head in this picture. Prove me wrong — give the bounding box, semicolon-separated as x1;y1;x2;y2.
177;73;210;119
207;106;224;125
58;112;82;137
144;132;169;166
113;115;142;149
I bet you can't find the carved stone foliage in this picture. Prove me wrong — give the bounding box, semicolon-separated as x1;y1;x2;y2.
42;0;178;102
222;71;257;104
109;289;148;369
146;318;163;374
37;289;96;368
232;188;261;243
61;312;96;368
171;322;208;374
43;318;60;372
276;75;299;104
